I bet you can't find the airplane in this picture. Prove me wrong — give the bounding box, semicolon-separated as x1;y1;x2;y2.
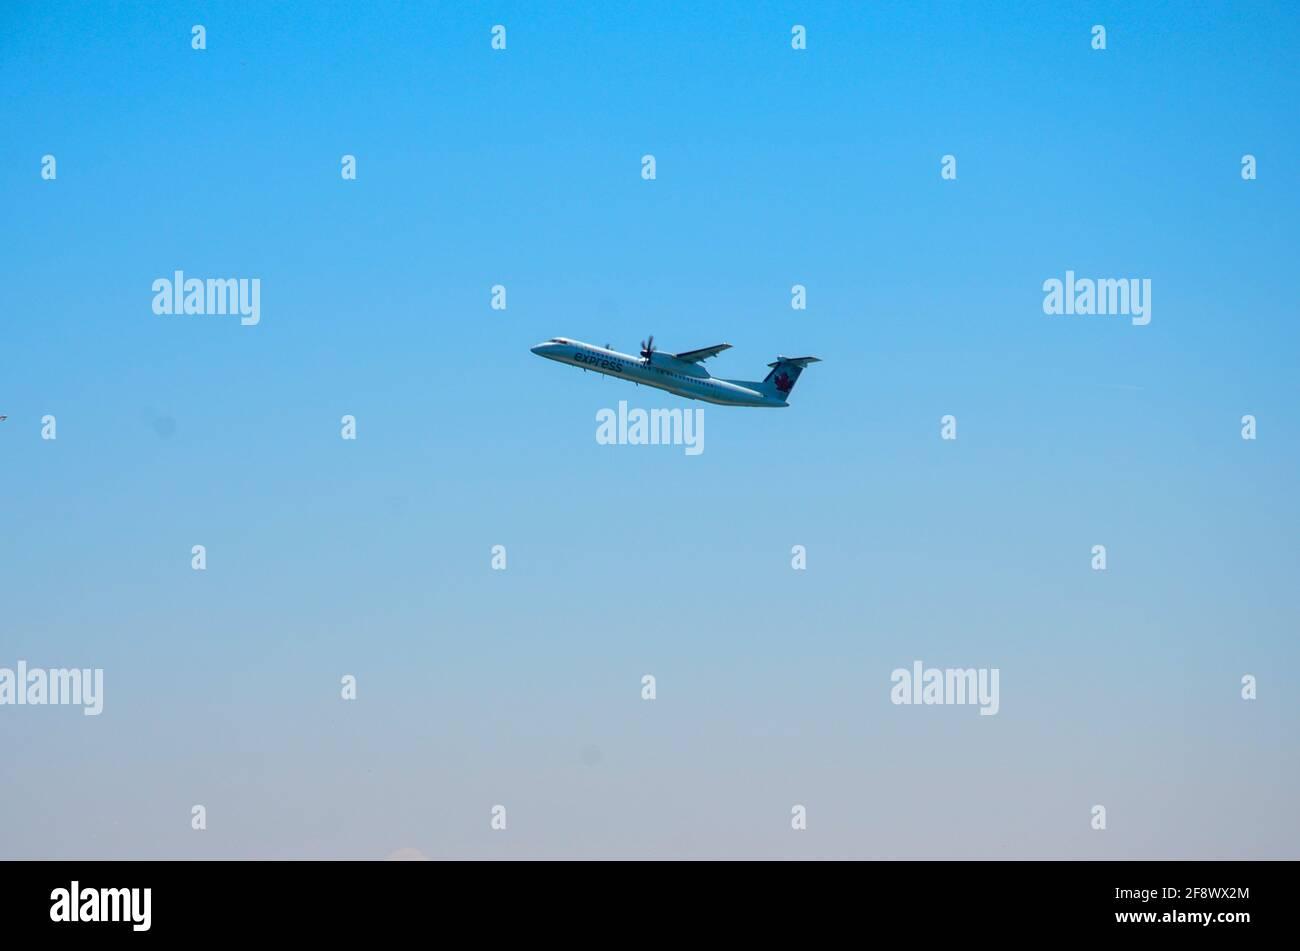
530;336;820;407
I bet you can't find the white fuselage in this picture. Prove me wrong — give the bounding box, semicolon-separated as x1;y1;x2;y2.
530;339;785;407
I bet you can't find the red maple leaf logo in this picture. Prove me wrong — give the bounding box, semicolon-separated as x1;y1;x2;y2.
774;371;794;393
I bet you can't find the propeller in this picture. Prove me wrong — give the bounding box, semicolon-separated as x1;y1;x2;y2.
640;334;656;366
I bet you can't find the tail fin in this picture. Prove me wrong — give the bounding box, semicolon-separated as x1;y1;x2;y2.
757;356;821;401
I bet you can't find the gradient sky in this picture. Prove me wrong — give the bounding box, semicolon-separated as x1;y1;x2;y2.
2;0;1298;858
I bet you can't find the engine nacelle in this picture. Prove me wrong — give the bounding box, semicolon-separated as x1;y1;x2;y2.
648;354;711;379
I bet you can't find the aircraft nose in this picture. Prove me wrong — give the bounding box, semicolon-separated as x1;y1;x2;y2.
530;344;544;356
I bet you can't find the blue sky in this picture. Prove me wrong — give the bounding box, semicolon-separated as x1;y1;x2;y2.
1;1;1297;858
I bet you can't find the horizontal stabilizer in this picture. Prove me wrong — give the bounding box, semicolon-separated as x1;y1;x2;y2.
766;355;821;369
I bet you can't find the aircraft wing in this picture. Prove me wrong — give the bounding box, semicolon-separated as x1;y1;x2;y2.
673;343;732;363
